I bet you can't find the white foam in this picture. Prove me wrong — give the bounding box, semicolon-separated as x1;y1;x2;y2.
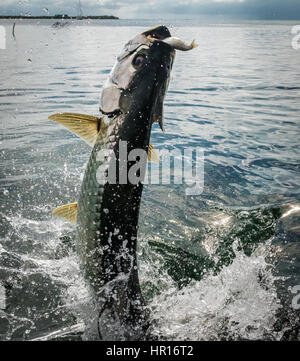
149;243;282;340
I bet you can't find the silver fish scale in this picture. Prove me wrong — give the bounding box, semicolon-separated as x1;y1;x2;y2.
77;114;124;289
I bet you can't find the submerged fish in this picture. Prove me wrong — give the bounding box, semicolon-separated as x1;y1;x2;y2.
50;25;196;340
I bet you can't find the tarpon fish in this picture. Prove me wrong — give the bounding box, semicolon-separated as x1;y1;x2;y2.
50;25;196;340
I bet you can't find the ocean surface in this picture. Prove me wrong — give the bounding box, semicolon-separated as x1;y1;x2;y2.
0;18;299;340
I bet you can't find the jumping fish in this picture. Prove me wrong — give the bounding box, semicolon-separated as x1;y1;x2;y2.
50;25;196;340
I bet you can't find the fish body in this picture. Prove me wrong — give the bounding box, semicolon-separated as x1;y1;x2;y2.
50;25;195;340
77;114;150;340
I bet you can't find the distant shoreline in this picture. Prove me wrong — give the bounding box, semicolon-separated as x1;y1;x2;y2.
0;15;119;20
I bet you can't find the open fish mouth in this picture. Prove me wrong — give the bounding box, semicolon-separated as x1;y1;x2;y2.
100;25;197;131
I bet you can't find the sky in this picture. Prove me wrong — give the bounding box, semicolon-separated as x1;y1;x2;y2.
0;0;300;20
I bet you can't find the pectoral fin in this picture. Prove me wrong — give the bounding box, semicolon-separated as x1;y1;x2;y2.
53;202;78;223
148;144;159;163
49;113;101;146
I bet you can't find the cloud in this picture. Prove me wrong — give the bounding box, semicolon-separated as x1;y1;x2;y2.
0;0;300;19
134;0;300;19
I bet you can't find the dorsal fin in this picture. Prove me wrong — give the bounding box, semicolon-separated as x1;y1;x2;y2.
53;202;78;223
49;113;101;146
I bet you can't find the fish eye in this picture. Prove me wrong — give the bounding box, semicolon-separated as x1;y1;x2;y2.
132;54;146;69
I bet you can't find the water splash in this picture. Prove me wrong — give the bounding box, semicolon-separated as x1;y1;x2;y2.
149;243;282;340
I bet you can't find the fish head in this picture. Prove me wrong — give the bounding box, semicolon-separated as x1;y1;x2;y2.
100;25;195;131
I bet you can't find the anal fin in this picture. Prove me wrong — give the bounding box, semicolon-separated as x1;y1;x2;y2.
53;202;78;223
